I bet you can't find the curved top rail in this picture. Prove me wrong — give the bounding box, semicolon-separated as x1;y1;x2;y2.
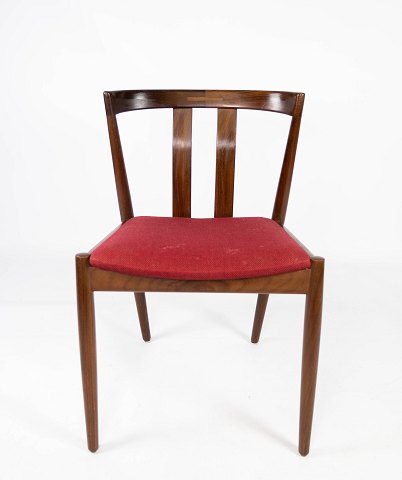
104;90;303;116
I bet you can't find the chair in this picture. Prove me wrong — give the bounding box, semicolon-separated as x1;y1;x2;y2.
75;90;324;456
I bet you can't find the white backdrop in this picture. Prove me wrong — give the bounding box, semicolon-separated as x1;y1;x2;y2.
1;0;401;268
1;1;401;479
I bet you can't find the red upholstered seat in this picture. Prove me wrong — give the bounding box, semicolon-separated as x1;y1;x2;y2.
89;216;311;280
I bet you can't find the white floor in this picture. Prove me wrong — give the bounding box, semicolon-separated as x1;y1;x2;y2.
1;260;401;479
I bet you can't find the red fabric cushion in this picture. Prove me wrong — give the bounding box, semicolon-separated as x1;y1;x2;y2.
90;216;311;280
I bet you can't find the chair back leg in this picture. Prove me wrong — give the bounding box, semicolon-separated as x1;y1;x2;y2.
251;294;269;343
76;254;99;452
134;292;151;342
298;257;324;456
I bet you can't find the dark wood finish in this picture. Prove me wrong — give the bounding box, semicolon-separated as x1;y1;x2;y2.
172;108;192;217
272;93;305;226
104;90;305;225
215;108;237;217
76;90;324;455
107;90;297;115
89;267;310;294
251;294;269;343
134;293;151;341
299;257;324;456
76;254;98;452
104;92;134;223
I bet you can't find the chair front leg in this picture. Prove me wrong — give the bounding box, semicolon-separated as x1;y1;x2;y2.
76;254;98;452
299;257;324;456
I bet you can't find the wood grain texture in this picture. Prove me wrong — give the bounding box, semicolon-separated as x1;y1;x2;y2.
251;294;269;343
172;108;192;217
104;92;134;223
106;90;298;115
215;108;237;217
134;292;151;342
272;93;305;226
76;254;98;452
299;257;324;456
89;267;310;294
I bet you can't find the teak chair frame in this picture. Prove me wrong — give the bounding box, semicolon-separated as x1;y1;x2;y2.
76;90;324;456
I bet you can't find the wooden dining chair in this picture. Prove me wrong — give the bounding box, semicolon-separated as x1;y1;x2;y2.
76;90;324;456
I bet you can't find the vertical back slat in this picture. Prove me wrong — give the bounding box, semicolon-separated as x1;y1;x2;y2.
104;93;134;223
172;108;193;217
272;93;305;226
214;108;237;217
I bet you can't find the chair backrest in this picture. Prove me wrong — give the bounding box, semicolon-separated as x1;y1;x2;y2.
103;89;305;226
